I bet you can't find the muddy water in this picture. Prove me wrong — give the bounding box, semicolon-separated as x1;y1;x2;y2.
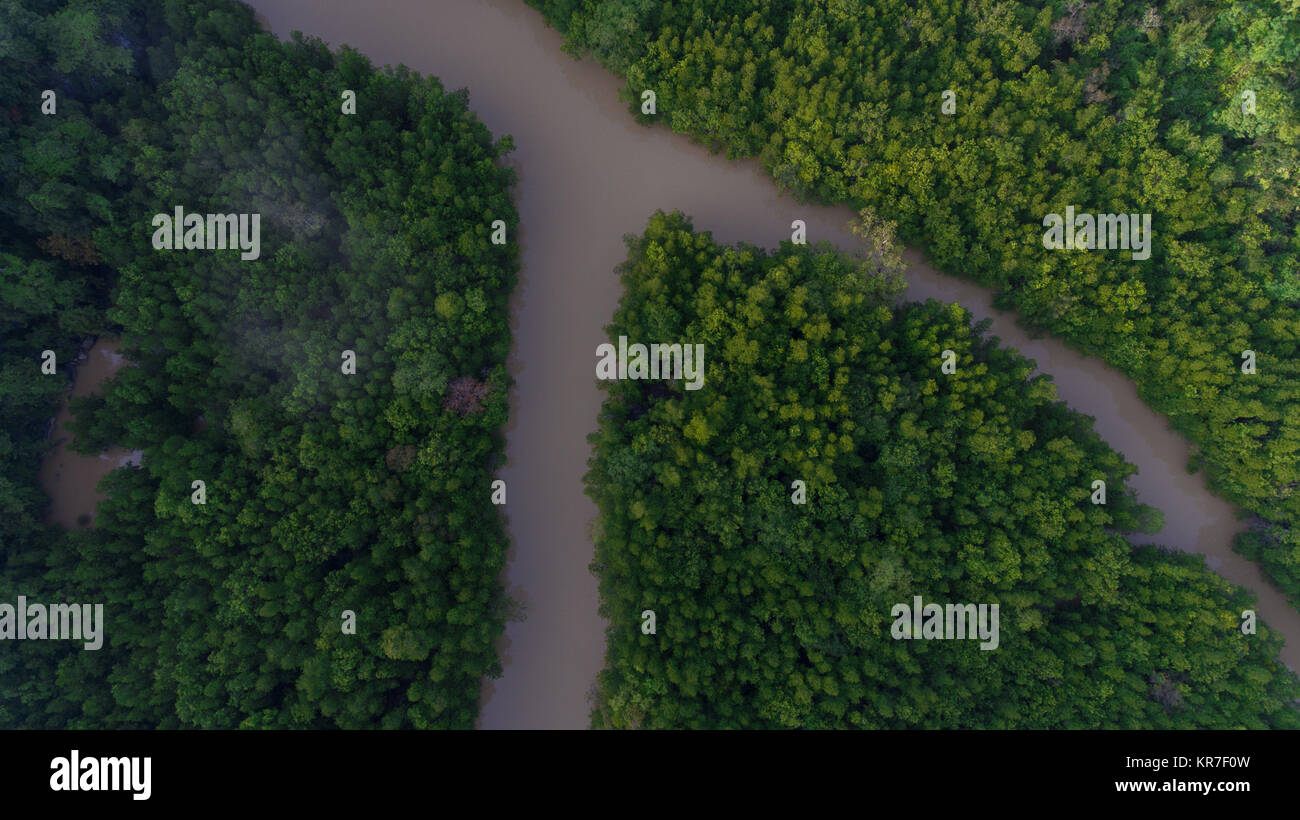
38;338;142;529
246;0;1299;726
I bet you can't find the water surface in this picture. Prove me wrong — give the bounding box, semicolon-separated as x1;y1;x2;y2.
39;338;141;529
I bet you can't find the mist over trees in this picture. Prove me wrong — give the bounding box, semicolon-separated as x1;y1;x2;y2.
1;0;517;728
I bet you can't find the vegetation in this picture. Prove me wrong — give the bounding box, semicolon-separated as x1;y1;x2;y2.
530;0;1300;605
587;211;1299;728
0;0;517;728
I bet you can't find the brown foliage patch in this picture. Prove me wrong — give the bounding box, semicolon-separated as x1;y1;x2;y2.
1052;1;1089;45
385;444;417;471
444;375;491;415
38;235;101;266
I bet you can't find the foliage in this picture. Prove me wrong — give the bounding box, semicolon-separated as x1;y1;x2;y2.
586;211;1300;728
0;0;517;728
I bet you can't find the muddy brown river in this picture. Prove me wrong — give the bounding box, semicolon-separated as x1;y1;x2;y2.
41;0;1297;728
38;339;142;530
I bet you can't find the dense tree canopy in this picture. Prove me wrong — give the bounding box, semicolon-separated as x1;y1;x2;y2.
1;0;517;728
587;211;1299;728
531;0;1300;606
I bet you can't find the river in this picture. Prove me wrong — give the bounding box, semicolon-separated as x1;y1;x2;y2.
236;0;1299;724
38;338;142;529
